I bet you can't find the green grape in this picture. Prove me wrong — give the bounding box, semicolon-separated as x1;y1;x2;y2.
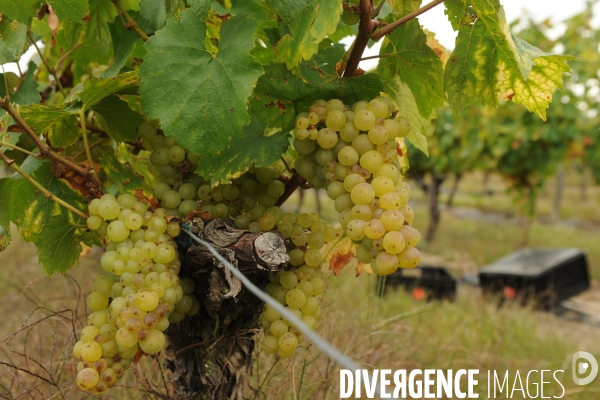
371;176;394;197
379;192;401;211
81;326;101;343
135;290;159;312
383;231;406;255
155;243;175;264
262;335;279;354
280;271;299;290
317;128;338;149
376;251;400;275
354;109;376;131
303;249;322;267
400;205;414;225
341;8;360;25
346;219;366;241
88;199;102;215
289;249;305;266
295;128;309;140
292;230;308;246
197;185;213;201
266;180;284;198
77;368;100;390
270;320;289;337
356;244;373;263
117;193;137;209
343;173;365;192
124;213;142;231
326;181;346;200
315;148;334;166
139;329;165;354
374;163;399;182
340;122;360;142
256;167;277;183
324;226;338;242
339;208;352;228
286;288;307;309
307;231;325;249
278;332;299;353
88;292;109;311
295;156;318;179
360;150;383;173
222;185;240;200
81;341;103;362
338;146;359;166
325;110;347;131
99;200;121;220
351;204;373;221
351;134;375;156
380;209;404;231
179;200;199;216
263;304;282;322
325;99;345;113
383;119;400;138
293;137;317;155
175;295;193;313
333;164;348;182
396;116;411;137
364;219;386;240
258;213;276;231
178;183;197;200
300;297;319;315
334;193;354;213
168;146;185;162
162;190;182;209
87;216;102;230
400;225;420;247
234;214;250;229
350;183;375;205
296;116;310;129
367;98;389;118
296;213;311;228
367;125;389;145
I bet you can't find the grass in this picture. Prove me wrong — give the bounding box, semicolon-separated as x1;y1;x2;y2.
1;166;600;398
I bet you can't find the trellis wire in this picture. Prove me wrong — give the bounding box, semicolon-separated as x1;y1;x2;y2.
182;229;367;374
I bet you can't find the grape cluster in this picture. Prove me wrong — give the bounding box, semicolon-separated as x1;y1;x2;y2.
139;121;205;218
292;97;421;276
77;193;198;394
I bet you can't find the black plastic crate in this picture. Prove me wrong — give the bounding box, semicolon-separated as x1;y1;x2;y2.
381;266;457;301
478;248;590;309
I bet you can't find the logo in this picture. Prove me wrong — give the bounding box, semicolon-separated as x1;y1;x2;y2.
572;351;598;385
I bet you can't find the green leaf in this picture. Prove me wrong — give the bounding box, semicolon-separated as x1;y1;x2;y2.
0;224;10;252
19;104;79;148
387;0;421;17
0;19;28;64
377;19;445;122
251;45;384;131
266;0;342;68
99;21;140;78
37;214;82;275
48;0;89;22
0;0;41;26
139;0;167;32
0;157;87;243
92;95;145;142
0;112;18;153
196;117;291;183
0;178;11;251
101;151;152;194
382;77;432;156
444;0;468;30
139;11;263;156
11;61;41;105
444;0;573;120
66;71;140;106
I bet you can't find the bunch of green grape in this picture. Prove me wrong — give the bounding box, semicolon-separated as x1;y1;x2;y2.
292;97;421;276
76;193;199;394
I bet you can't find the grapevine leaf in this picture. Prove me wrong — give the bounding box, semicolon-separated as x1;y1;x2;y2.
98;22;140;78
139;0;167;32
37;214;82;275
377;19;445;121
196;117;291;183
387;0;420;17
0;0;41;26
92;95;145;142
444;0;468;30
139;11;263;155
0;19;28;64
0;112;18;153
19;104;80;148
382;77;432;156
251;45;384;131
66;71;140;106
47;0;89;22
444;0;573;120
1;157;87;243
11;62;41;105
101;152;152;194
265;0;343;68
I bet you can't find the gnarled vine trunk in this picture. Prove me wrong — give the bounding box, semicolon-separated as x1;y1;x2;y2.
164;218;289;399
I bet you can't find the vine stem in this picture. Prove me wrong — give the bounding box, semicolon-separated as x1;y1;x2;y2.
26;30;66;97
0;141;39;157
110;0;149;41
55;42;83;71
370;0;446;41
0;98;100;186
0;152;88;219
342;0;376;77
79;108;95;170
